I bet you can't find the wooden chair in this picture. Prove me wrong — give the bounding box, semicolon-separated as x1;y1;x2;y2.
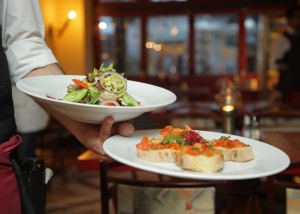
36;117;84;183
100;160;233;214
251;103;300;214
252;103;300;121
267;162;300;214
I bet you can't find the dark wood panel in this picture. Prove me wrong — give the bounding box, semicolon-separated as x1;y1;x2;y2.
94;0;295;15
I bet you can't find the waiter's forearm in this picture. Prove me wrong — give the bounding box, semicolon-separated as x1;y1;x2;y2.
24;63;65;78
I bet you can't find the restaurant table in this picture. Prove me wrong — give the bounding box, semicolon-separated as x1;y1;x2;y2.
261;128;300;214
149;100;273;129
262;129;300;165
150;100;273;115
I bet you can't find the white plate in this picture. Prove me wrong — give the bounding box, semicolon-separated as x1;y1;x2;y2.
16;75;176;123
104;130;290;180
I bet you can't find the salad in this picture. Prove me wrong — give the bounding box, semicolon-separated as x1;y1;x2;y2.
62;63;139;106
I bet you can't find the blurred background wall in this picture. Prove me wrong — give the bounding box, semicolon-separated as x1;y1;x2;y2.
40;0;94;75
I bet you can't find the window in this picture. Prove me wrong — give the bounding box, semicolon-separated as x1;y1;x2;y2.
98;16;141;75
245;13;264;73
95;2;283;80
194;14;238;75
146;16;189;77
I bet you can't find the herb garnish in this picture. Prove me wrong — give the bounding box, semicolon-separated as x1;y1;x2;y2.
161;135;185;147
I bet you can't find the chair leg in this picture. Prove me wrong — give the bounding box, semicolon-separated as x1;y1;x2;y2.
254;195;263;214
245;193;262;214
158;174;164;181
100;162;109;214
226;181;234;214
111;184;118;213
132;171;138;180
267;175;275;214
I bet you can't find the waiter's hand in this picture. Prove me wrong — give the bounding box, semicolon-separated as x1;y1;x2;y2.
81;116;134;160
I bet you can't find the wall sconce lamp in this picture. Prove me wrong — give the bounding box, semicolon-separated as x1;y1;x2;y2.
215;79;242;134
49;11;77;38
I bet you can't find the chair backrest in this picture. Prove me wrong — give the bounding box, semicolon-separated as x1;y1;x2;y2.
100;160;231;214
251;103;300;128
252;103;300;118
116;184;216;214
267;162;300;214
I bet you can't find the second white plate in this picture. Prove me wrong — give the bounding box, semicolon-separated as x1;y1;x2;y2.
104;129;290;180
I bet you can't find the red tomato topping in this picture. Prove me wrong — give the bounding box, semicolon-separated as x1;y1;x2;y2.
211;138;246;149
72;79;88;89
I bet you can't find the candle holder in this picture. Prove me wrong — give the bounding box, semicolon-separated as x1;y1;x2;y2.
215;79;241;134
221;105;236;134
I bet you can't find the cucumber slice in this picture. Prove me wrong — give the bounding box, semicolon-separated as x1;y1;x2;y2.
122;92;139;106
62;88;88;102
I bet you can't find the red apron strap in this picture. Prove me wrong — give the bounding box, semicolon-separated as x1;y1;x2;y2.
0;136;22;214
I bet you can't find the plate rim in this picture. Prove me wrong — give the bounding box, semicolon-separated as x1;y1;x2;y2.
103;129;290;180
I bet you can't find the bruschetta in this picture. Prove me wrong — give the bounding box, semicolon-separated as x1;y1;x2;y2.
175;143;224;172
136;125;224;172
136;135;181;163
136;125;189;163
209;136;254;162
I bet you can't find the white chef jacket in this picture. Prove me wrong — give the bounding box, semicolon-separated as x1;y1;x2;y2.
0;0;58;83
0;0;57;132
11;83;50;133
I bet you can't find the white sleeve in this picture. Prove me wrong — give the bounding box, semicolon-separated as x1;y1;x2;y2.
268;34;290;70
0;0;58;82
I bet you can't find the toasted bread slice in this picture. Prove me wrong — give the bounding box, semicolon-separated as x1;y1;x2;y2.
210;137;254;162
136;134;181;163
215;146;254;162
175;143;224;172
175;153;224;172
137;145;224;172
136;148;177;163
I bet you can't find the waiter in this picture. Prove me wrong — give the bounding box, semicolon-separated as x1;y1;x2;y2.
269;4;300;102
